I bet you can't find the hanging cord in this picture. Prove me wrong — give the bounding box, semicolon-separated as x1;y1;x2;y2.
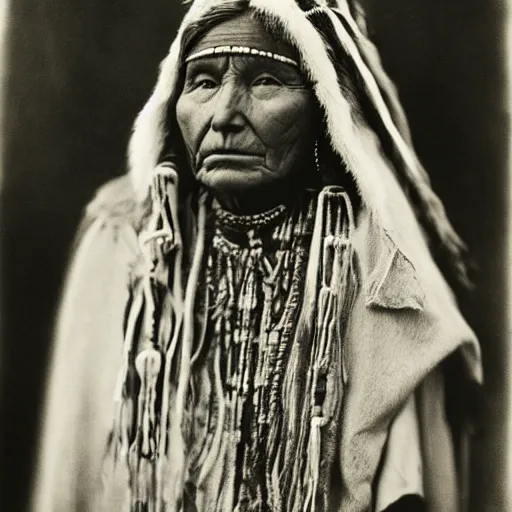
162;189;209;511
113;291;145;456
114;162;185;511
304;186;356;512
153;164;187;509
282;186;357;512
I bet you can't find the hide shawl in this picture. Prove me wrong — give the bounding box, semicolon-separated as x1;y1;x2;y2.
31;1;483;511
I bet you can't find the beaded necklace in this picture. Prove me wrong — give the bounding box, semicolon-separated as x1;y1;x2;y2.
187;194;316;511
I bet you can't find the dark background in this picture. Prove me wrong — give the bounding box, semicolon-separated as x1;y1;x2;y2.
0;1;508;511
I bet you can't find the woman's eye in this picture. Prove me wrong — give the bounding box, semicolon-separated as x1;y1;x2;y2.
253;75;282;87
188;72;218;90
195;78;218;89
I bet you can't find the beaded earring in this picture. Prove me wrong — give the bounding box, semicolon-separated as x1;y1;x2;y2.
314;140;320;174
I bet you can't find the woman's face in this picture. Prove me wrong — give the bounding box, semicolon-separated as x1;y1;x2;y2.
176;47;316;195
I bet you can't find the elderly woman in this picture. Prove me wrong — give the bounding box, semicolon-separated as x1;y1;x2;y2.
32;1;482;511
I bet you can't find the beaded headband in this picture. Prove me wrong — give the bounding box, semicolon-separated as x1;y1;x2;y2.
184;45;299;68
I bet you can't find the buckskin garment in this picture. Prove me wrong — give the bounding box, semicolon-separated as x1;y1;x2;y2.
31;1;483;512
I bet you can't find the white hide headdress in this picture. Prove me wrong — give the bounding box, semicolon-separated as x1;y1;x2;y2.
127;0;468;285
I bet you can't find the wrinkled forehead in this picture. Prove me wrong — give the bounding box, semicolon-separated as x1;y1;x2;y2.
183;10;300;66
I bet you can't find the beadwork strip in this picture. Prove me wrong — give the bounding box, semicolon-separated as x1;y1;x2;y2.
185;46;299;68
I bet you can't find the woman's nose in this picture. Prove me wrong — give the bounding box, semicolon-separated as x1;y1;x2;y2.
210;80;246;134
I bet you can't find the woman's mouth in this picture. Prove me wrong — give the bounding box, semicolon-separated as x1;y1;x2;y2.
195;154;271;191
200;153;266;170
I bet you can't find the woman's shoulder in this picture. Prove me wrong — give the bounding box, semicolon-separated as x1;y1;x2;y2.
84;174;148;232
65;176;146;289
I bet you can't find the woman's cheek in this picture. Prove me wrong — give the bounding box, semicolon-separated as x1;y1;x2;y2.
176;94;207;160
255;94;313;146
258;105;312;152
256;97;315;176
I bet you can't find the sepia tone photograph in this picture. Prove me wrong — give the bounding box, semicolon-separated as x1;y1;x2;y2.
0;0;509;511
